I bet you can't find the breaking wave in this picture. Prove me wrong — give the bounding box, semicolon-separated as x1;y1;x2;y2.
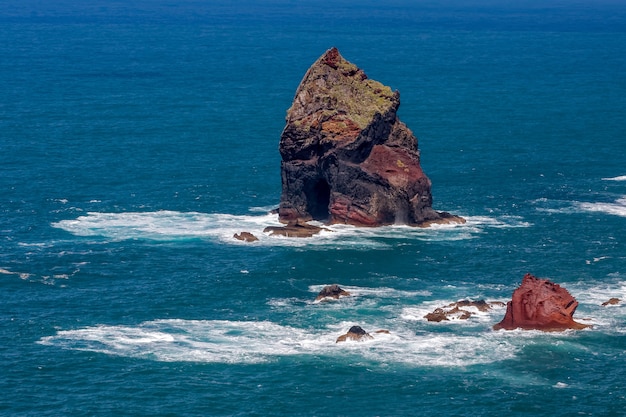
51;210;530;247
38;318;519;367
602;176;626;181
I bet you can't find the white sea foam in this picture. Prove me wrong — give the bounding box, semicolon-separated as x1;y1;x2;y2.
51;210;530;247
534;195;626;218
52;211;283;244
400;299;507;324
38;319;519;367
576;197;626;218
602;175;626;181
308;284;432;299
564;279;626;331
0;268;31;279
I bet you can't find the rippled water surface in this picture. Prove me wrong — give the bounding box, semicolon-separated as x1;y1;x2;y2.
2;1;626;415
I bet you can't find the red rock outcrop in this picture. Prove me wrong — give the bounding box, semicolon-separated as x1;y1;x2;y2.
493;273;590;331
277;47;464;227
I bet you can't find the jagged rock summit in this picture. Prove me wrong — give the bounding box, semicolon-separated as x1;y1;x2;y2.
277;47;464;227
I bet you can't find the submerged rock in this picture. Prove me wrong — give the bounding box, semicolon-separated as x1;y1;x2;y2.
277;47;464;227
233;232;259;242
315;284;350;302
263;221;328;238
602;298;621;306
493;273;591;331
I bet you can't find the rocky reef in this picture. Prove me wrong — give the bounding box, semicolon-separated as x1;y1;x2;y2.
315;284;350;302
277;47;463;227
424;300;505;322
233;232;259;242
336;325;389;343
602;297;620;306
494;273;590;331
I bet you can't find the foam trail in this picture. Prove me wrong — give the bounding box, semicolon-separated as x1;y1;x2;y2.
602;175;626;181
308;284;432;299
52;210;531;246
52;211;283;244
39;319;519;367
0;268;31;279
576;197;626;218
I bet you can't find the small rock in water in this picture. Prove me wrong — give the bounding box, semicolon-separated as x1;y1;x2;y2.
233;232;259;242
315;284;350;301
263;222;329;238
336;325;372;343
601;297;620;306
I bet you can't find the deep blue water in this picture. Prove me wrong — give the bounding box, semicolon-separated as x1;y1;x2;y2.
2;1;626;416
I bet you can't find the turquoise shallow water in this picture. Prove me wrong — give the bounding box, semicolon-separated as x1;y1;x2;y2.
1;1;626;416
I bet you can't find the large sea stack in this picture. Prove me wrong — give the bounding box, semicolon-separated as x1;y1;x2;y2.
277;47;463;227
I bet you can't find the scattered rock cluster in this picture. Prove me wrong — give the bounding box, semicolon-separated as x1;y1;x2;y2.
424;300;505;322
317;275;604;338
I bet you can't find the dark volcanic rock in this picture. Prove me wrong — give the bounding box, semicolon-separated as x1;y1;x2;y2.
315;284;350;302
336;325;373;343
263;221;328;238
424;308;458;322
494;273;591;331
277;47;464;227
336;326;390;342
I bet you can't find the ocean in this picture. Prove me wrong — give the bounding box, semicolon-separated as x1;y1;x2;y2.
1;1;625;415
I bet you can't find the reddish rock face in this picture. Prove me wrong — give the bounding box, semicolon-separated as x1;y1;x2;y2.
277;47;463;227
494;273;590;331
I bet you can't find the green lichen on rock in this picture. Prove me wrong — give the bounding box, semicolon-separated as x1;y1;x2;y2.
287;47;396;131
277;47;465;228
